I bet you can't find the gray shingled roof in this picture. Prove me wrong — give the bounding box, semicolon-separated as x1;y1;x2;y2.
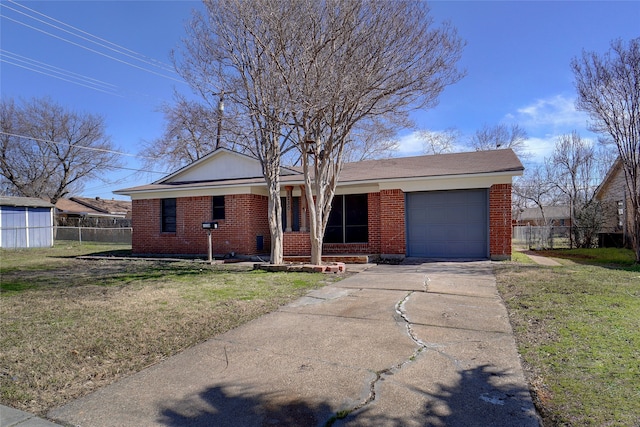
518;206;570;221
0;196;54;208
116;149;523;193
334;149;522;183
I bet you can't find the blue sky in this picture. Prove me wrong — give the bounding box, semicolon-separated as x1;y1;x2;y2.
1;1;639;200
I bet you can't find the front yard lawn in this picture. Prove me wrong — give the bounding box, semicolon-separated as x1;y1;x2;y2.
497;248;640;426
0;243;339;415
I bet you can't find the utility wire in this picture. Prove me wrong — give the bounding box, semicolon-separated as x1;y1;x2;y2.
0;55;122;96
0;14;185;84
1;49;117;90
0;131;157;160
3;0;176;74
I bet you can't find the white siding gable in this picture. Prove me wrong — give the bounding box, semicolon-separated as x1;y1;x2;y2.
162;150;264;183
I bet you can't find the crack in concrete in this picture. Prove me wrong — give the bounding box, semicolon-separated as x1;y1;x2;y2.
325;277;433;426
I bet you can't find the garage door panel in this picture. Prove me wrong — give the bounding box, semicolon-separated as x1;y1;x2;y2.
426;224;450;240
407;189;488;258
448;208;468;223
465;226;486;241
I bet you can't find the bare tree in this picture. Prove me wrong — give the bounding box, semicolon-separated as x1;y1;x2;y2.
340;117;404;163
176;0;464;265
0;97;120;204
513;163;556;225
419;127;460;155
549;131;605;247
139;94;221;171
279;0;465;264
572;37;640;261
468;123;530;159
177;0;303;263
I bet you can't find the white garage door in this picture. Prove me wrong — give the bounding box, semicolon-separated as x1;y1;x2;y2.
406;189;488;258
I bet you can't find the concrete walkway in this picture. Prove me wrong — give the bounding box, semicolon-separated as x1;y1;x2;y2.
42;261;539;427
521;250;563;266
0;405;60;427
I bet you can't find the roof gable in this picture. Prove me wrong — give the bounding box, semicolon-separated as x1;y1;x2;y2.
595;158;623;200
158;148;300;184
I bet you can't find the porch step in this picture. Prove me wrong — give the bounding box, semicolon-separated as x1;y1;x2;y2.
283;254;373;264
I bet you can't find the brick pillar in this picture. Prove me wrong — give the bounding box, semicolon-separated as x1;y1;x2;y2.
380;189;406;256
489;184;512;260
299;185;308;232
285;186;293;232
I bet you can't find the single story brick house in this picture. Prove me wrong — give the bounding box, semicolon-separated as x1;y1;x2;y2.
115;148;523;261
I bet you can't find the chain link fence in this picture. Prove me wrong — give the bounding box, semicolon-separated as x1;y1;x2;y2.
513;225;572;250
55;226;132;244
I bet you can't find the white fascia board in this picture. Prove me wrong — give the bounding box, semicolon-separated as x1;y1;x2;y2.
279;183;380;197
339;171;520;192
379;173;517;192
119;170;520;200
119;185;269;200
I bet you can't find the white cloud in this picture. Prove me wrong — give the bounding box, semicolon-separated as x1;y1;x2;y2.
510;94;590;133
504;94;602;166
395;131;425;156
522;134;599;167
395;130;467;157
524;136;556;163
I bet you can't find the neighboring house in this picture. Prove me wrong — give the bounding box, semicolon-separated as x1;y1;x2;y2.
115;148;524;261
0;196;54;248
595;158;634;247
513;206;571;227
55;196;131;227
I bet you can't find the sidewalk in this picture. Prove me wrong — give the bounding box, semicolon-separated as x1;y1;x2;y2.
520;250;563;266
0;405;60;427
43;261;539;426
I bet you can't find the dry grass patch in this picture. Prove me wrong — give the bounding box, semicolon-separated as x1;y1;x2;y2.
0;243;339;415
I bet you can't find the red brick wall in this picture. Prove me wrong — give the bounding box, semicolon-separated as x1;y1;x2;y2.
283;232;311;255
380;189;406;254
132;194;270;256
134;185;514;260
489;184;512;260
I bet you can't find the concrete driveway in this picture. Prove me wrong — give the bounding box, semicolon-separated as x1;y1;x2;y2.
49;261;540;427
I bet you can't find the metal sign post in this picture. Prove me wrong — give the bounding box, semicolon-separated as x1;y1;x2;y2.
202;222;218;264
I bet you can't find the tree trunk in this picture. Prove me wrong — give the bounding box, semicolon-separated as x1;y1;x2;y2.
267;185;284;264
302;157;325;266
633;201;640;264
262;149;284;264
306;173;323;265
309;225;322;265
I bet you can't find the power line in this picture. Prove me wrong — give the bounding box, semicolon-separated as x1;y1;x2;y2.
0;131;156;160
0;51;122;97
1;49;117;90
0;13;185;84
3;0;176;74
